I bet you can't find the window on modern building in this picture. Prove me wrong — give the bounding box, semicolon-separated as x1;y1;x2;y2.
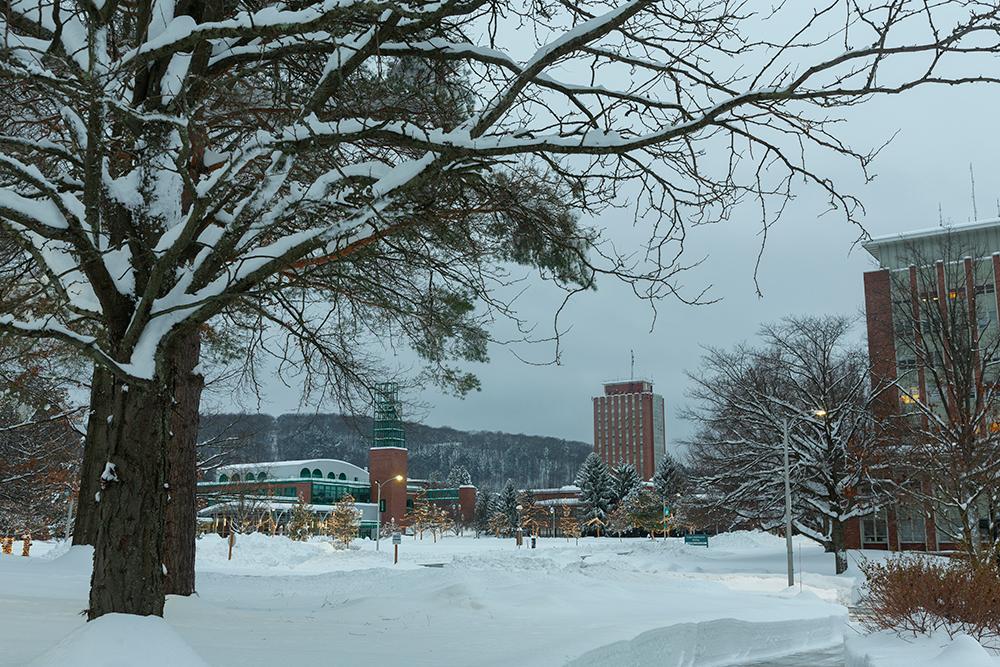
897;505;926;543
219;474;229;483
862;511;888;545
312;468;322;478
299;468;311;478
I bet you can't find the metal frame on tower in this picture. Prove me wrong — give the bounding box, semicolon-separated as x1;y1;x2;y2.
372;382;406;448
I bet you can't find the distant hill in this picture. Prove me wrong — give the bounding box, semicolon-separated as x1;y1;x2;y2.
198;413;591;491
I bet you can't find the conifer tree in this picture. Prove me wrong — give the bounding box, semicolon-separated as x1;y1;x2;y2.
474;493;493;537
326;494;361;548
286;495;313;542
446;466;473;488
652;455;684;501
610;462;642;506
496;480;520;533
575;453;614;524
623;488;666;538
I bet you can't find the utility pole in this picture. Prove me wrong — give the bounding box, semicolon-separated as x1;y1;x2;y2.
783;418;794;588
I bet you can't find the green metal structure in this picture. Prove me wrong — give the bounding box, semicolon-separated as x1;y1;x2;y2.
372;382;406;448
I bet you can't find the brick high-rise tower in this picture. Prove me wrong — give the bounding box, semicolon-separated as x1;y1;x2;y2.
369;382;408;524
592;380;666;479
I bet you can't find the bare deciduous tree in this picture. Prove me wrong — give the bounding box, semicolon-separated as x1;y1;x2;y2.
686;315;893;573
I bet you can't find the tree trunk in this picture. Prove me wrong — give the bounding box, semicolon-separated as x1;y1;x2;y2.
163;330;203;596
88;378;171;619
73;367;115;545
831;519;848;575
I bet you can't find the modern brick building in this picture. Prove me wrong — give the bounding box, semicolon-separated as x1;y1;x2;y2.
197;452;478;535
850;219;1000;551
592;379;666;479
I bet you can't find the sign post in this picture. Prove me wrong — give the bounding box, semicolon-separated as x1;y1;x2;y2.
684;534;709;547
227;532;236;560
392;531;401;564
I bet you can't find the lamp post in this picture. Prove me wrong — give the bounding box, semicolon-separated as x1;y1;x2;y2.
782;408;827;587
374;474;404;552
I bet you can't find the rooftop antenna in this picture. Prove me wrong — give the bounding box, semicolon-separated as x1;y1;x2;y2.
630;350;635;380
938;203;944;227
970;163;979;221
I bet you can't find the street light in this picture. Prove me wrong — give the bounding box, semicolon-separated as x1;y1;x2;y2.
782;408;828;587
374;474;404;552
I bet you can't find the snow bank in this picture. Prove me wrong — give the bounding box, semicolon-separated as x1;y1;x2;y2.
195;533;407;574
701;530;788;551
568;613;846;667
28;614;209;667
846;630;1000;666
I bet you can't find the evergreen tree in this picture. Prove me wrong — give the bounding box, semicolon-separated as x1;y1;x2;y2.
286;495;313;542
575;453;614;523
474;492;493;537
652;455;684;501
623;488;667;538
446;465;473;488
497;479;520;532
610;462;641;505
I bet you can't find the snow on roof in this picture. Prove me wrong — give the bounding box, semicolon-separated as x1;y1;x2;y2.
864;217;1000;248
199;499;377;517
218;458;361;471
526;485;581;493
601;378;653;385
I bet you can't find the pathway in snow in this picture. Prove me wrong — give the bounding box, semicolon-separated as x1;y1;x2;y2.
740;644;844;666
1;532;875;666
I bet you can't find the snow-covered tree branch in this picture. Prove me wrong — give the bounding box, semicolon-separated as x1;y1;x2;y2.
3;0;1000;618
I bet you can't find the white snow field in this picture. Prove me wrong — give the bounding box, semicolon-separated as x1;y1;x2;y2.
0;531;991;666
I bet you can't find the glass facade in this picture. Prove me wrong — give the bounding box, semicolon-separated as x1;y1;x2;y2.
425;488;460;501
311;481;370;504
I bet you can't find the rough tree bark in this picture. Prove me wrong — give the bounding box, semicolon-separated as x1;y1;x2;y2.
73;367;113;546
163;331;203;596
87;377;171;619
74;338;204;599
831;520;848;575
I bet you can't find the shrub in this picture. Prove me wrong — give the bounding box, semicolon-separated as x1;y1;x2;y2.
860;554;1000;649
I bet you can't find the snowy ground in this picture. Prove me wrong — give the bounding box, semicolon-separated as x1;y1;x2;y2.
0;531;992;666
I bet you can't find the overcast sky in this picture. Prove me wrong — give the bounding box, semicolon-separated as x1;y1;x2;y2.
212;11;1000;456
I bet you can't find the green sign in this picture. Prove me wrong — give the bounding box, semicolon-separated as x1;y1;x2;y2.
684;534;709;547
